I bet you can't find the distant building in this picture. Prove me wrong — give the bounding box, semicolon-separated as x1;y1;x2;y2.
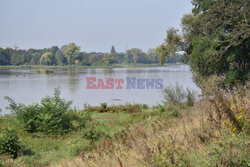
3;46;21;50
13;46;20;50
3;46;11;49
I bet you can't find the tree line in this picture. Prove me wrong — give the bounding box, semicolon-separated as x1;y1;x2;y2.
0;43;186;66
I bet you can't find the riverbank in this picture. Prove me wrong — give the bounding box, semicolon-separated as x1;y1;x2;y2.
0;63;175;70
0;89;249;167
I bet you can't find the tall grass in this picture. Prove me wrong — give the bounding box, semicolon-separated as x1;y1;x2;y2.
56;89;249;167
162;82;196;106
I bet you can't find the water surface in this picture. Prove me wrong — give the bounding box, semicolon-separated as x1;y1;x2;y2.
0;65;200;115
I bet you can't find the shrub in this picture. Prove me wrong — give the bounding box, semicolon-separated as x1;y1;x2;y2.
163;83;186;105
0;128;22;159
166;108;180;117
101;103;107;109
73;111;92;129
5;88;83;134
153;104;165;113
162;83;196;106
83;104;142;113
82;121;106;141
140;104;149;109
186;88;195;106
205;132;249;167
208;91;249;134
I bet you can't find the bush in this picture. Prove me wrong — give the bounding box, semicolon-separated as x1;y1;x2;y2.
186;88;195;106
0;128;22;159
163;83;186;105
166;108;180;117
140;104;149;109
101;103;107;109
162;83;196;106
82;121;106;141
5;88;84;134
153;104;165;113
73;111;92;129
84;104;142;113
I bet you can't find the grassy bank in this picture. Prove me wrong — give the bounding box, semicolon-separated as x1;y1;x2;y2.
0;88;249;167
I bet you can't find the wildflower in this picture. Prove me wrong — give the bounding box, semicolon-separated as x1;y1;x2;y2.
237;115;242;120
238;108;244;113
215;131;219;138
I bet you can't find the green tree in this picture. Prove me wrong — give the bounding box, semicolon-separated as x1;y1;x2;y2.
64;43;80;65
156;28;183;65
145;49;159;64
40;52;53;65
111;46;116;54
55;49;65;65
0;48;12;65
126;48;146;64
190;0;249;86
158;0;249;87
103;53;114;64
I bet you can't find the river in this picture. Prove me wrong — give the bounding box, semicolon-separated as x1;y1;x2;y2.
0;65;200;115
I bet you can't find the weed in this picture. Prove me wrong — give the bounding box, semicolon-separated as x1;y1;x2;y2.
0;128;22;159
82;121;106;141
162;82;196;106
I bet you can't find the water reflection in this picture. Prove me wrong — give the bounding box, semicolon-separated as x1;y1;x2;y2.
0;65;200;114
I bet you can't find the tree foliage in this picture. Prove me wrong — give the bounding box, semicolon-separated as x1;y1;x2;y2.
156;28;183;65
64;42;80;65
40;52;53;65
190;0;249;86
5;88;91;134
158;0;249;87
103;53;114;64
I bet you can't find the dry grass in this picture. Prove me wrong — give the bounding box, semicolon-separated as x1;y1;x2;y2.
53;93;249;167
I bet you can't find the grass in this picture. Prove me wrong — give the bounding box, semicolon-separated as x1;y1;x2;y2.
0;107;161;166
0;90;249;167
56;93;249;167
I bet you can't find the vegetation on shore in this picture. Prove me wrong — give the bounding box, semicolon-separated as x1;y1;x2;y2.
0;63;169;70
0;83;249;166
0;44;185;67
156;0;249;87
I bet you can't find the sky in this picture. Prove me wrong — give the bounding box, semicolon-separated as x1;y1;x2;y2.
0;0;193;52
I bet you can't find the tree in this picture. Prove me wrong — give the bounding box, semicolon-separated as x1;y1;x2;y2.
103;53;114;64
126;48;146;64
156;28;183;65
64;43;80;65
0;48;12;65
157;0;249;87
111;46;116;54
40;52;53;65
145;49;159;64
189;0;249;86
55;49;65;65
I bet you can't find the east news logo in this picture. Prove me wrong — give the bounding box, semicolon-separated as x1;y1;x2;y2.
86;77;163;89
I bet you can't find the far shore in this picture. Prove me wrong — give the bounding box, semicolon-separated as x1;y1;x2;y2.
0;63;184;69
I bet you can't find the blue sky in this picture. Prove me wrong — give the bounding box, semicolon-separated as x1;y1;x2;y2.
0;0;193;52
